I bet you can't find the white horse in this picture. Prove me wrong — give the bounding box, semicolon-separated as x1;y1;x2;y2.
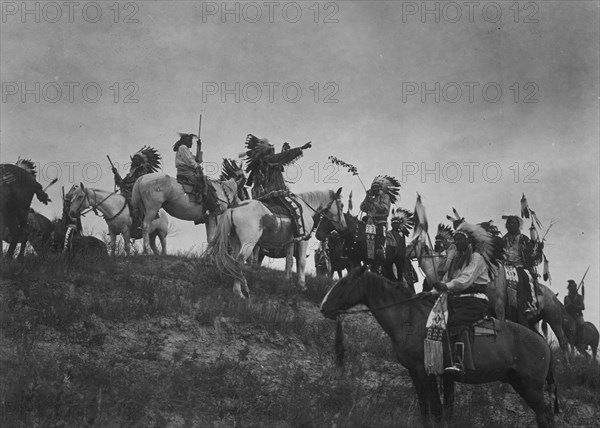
131;172;240;253
67;184;169;256
206;188;347;298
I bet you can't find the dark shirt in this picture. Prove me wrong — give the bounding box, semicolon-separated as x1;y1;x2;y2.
564;293;584;318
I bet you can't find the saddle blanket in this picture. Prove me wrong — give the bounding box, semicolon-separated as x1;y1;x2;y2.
262;195;307;237
473;317;501;336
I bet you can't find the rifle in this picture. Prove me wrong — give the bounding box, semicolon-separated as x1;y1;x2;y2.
577;265;590;300
107;155;120;191
196;114;203;163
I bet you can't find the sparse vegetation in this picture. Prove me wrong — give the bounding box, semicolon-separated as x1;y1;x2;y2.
1;255;598;427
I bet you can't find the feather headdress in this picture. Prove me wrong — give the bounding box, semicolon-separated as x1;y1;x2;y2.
390;208;414;237
372;175;401;204
15;158;37;176
131;146;161;173
501;215;524;228
455;221;505;275
446;207;465;230
220;158;245;182
435;224;454;243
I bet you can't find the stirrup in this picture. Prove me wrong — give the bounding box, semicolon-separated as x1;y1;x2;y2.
444;363;463;375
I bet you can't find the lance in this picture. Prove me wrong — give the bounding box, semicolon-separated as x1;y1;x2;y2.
42;178;58;192
577;265;590;299
196;113;203;163
107;155;118;191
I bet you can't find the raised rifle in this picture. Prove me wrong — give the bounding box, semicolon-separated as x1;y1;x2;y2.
196;114;203;163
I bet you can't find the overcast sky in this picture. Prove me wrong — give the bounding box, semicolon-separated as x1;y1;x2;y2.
1;1;598;325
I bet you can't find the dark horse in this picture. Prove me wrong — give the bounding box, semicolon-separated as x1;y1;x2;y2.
321;267;558;428
315;232;355;279
315;213;410;284
548;305;599;360
2;209;54;257
0;164;50;260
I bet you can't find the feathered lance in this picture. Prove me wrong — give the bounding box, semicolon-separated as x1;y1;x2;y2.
328;156;367;191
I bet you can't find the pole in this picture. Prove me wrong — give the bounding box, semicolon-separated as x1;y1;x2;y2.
577;265;590;293
196;114;203;163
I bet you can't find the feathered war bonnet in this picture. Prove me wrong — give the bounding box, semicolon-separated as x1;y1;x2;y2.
501;215;524;228
371;175;401;204
454;221;505;277
15;158;37;177
390;208;414;236
435;224;454;244
220;158;245;181
131;146;161;173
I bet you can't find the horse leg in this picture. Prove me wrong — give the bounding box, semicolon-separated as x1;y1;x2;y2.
296;241;308;291
158;230;167;256
235;242;255;298
442;375;455;420
408;368;442;428
123;230;131;256
149;231;159;255
109;231;117;257
284;244;294;284
509;377;554;428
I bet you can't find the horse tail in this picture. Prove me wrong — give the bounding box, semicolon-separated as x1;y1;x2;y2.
541;320;549;338
131;179;144;216
205;208;244;284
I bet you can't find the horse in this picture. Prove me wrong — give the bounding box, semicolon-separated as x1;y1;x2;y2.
2;209;54;257
315;232;355;279
554;306;599;359
206;189;347;298
131;173;240;253
51;211;108;262
406;238;571;357
0;163;50;260
320;266;558;428
315;212;408;283
67;184;168;256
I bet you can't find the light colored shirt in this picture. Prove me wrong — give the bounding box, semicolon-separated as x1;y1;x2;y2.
444;252;489;292
175;145;200;169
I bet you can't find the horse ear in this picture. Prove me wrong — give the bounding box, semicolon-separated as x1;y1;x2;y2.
80;182;85;190
358;265;368;276
335;187;342;198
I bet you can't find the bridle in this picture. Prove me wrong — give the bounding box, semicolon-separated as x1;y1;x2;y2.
70;188;125;221
297;194;347;234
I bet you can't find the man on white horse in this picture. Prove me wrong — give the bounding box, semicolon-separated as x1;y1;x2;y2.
244;134;312;240
112;146;161;238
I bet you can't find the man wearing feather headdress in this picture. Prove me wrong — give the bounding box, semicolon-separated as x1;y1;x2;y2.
385;208;415;283
435;223;457;279
430;222;503;373
360;176;399;274
112;146;161;236
244;134;312;238
501;215;543;315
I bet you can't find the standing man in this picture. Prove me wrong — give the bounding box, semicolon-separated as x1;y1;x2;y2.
360;176;400;274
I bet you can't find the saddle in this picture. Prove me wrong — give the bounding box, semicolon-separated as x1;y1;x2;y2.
260;194;307;239
445;317;502;374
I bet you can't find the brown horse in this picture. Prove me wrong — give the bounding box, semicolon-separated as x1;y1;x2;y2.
2;209;54;257
320;267;558;428
0;163;51;260
406;239;571;357
552;306;599;359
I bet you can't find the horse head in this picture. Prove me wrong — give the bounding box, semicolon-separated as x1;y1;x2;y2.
320;265;368;319
67;183;89;220
315;188;348;239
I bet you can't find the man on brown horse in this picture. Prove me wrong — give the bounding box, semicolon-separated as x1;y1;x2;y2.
112;147;161;237
564;279;585;347
244;134;312;239
431;222;502;373
502;215;544;316
359;176;400;274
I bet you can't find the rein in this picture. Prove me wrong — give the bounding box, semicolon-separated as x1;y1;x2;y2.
295;194;346;232
336;293;424;315
76;189;125;221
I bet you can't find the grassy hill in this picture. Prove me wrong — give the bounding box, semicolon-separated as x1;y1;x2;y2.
1;255;598;427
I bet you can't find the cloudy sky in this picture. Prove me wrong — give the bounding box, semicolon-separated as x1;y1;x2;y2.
2;1;598;325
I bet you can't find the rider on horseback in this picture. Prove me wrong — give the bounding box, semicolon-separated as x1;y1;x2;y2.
112;147;161;237
564;279;585;346
431;222;503;374
244;134;312;239
13;159;50;205
501;215;544;316
434;223;457;279
360;176;400;275
385;208;415;283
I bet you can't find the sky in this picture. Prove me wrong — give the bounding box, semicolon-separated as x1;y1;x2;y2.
1;1;598;326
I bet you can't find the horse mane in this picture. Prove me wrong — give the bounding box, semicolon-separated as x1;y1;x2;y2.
297;189;336;208
362;270;415;299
